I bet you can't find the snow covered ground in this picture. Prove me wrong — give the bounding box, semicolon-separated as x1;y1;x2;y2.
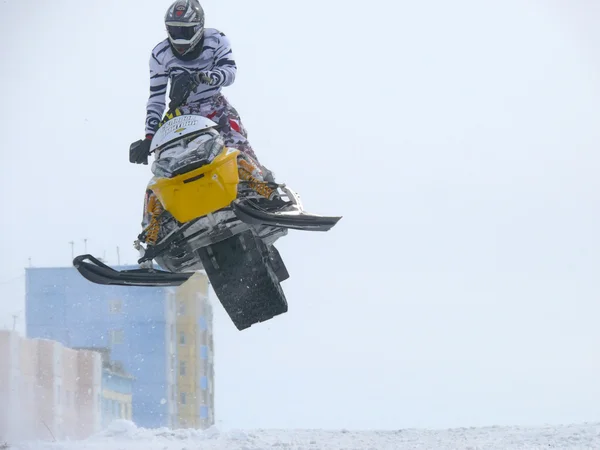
7;420;600;450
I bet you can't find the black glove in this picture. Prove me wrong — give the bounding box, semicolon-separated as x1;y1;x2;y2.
168;70;226;109
196;71;224;86
169;71;200;110
129;134;153;165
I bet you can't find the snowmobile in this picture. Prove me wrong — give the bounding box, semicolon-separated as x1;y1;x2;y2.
73;111;341;330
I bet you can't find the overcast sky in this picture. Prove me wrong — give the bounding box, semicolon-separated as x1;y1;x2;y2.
1;0;599;432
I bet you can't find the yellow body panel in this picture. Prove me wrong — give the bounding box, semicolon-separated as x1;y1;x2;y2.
150;148;240;223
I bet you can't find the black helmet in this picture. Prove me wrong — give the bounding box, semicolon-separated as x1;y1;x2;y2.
165;0;205;56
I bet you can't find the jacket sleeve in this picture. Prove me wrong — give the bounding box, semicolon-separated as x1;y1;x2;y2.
145;50;169;135
208;32;237;87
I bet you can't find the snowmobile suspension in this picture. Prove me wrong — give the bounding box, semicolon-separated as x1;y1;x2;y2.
238;158;276;199
143;192;164;245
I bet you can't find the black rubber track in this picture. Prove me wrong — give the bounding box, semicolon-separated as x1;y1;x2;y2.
198;230;288;330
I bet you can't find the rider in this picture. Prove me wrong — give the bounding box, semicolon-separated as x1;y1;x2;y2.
130;0;272;181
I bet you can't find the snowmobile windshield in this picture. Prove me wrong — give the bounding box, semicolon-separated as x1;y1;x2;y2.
151;132;224;178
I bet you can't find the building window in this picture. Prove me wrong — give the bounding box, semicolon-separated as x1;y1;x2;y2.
178;300;186;315
180;361;186;376
199;316;207;331
200;405;209;419
200;345;208;359
179;332;186;345
110;329;124;345
200;376;208;390
180;392;186;404
168;293;175;312
109;299;122;313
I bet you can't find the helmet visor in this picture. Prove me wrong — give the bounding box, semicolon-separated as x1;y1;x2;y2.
167;24;202;41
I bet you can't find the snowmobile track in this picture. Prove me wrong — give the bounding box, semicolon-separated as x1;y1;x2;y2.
198;230;288;330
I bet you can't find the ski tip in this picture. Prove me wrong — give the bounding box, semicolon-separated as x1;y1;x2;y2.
72;254;193;287
232;200;342;232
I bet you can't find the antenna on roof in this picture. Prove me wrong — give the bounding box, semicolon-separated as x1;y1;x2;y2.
12;314;18;331
117;246;121;266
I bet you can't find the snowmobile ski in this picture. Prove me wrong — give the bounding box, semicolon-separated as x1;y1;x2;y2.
232;199;342;232
137;218;201;264
73;254;193;287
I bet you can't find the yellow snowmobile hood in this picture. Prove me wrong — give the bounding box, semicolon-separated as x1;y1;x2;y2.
149;147;241;223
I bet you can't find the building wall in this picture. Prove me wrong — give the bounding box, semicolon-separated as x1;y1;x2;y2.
101;368;134;428
26;266;172;429
0;330;25;441
0;331;102;443
25;266;214;430
173;273;214;429
164;289;178;428
18;337;39;438
76;349;102;439
199;291;215;427
61;347;80;439
36;339;60;438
